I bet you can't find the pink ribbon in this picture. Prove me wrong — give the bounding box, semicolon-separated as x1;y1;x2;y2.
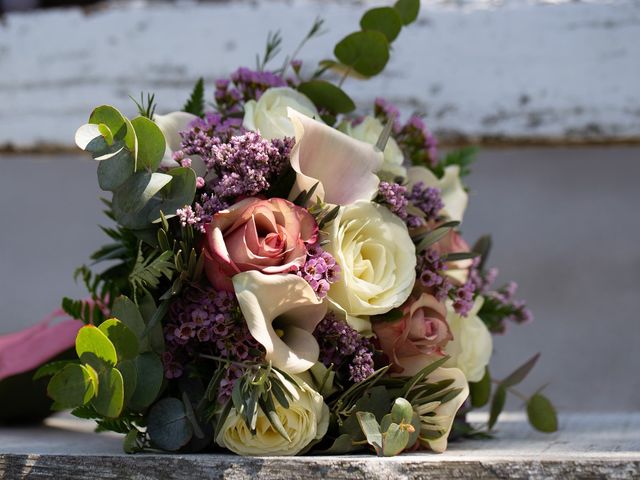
0;309;83;382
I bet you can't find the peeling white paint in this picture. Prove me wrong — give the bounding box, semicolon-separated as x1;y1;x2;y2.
0;0;638;148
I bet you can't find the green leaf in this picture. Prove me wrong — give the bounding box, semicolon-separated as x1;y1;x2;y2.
129;352;164;410
147;397;193;451
88;105;137;154
183;77;205;117
129;250;175;298
382;422;409;456
527;394;558;433
34;359;78;380
98;318;139;360
472;235;492;272
334;30;390;77
390;397;414;425
356;411;383;453
75;325;118;370
323;433;361;454
394;0;420;25
47;364;97;408
360;7;403;42
414;221;460;253
111;296;149;352
92;367;124;418
123;429;143;454
139;291;165;354
469;367;491;408
502;353;540;388
112;171;172;229
488;385;506;430
441;252;480;262
131;116;166;172
97;148;135;192
117;358;137;406
298;80;356;114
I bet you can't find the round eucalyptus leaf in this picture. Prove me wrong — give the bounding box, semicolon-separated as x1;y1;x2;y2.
111;171;172;229
99;318;139;360
89;105;136;153
117;358;138;406
129;352;164;410
47;364;96;408
111;296;150;352
527;394;558;433
298;80;356;114
131;116;166;172
92;367;124;418
360;7;403;42
75;325;118;370
334;30;390;77
96;147;135;192
394;0;420;25
147;397;193;451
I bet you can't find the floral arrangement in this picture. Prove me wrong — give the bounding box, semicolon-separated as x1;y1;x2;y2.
34;0;557;455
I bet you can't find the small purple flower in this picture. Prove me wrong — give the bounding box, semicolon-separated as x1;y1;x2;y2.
296;245;341;299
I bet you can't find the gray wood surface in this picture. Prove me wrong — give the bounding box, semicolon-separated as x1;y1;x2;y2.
1;412;638;479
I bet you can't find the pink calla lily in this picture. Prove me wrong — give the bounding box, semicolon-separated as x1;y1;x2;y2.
287;108;383;206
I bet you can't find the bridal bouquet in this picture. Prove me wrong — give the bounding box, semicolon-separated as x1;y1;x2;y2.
34;0;556;455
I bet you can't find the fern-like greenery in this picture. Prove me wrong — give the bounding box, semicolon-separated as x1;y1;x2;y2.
129;245;175;301
183;77;205;118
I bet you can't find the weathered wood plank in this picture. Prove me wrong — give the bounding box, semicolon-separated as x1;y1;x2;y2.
1;0;639;149
1;412;638;479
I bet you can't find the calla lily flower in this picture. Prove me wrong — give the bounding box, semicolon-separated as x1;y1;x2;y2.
232;271;327;374
287;108;383;206
414;366;469;453
153;111;200;170
407;165;468;222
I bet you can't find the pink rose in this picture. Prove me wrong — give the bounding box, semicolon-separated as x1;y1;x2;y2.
203;197;318;291
373;293;452;375
433;229;473;285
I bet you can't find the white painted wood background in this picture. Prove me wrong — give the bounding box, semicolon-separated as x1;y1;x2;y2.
0;0;639;149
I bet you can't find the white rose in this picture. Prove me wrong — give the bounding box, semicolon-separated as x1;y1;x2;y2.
325;201;416;332
444;296;492;382
407;165;468;222
342;116;407;180
243;87;321;139
216;375;329;456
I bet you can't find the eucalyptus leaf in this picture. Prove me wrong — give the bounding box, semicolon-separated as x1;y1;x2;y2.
112;172;172;229
488;385;506;430
526;394;558;433
334;30;390;77
88;105;137;154
298;80;356;114
394;0;420;25
390;397;414;425
138;291;165;354
318;60;371;80
75;325;118;370
92;367;124;418
47;364;96;408
147;397;193;451
117;358;138;406
98;318;139;360
502;353;540;388
129;352;164;410
356;411;383;453
382;422;409;456
130;116;166;172
34;359;79;380
97;147;135;192
360;7;403;42
111;296;149;352
323;433;361;454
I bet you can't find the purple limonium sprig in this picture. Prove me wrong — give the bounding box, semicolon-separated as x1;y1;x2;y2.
376;181;409;219
313;312;375;383
294;244;341;299
163;286;264;403
406;182;444;227
373;97;439;168
215;67;288;114
416;248;453;302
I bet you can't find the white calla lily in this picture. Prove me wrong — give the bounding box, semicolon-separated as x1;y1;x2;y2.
407;165;468;222
415;366;469;453
153;111;199;170
232;271;327;374
444;296;492;382
287;108;383;206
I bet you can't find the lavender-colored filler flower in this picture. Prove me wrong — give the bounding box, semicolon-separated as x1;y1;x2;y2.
313;312;375;383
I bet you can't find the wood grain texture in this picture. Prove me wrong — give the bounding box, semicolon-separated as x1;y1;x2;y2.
1;412;639;479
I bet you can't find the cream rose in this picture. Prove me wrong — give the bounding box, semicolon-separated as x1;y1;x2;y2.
243;87;320;139
342;116;407;180
407;165;468;222
216;375;329;456
444;296;492;382
325;202;416;331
